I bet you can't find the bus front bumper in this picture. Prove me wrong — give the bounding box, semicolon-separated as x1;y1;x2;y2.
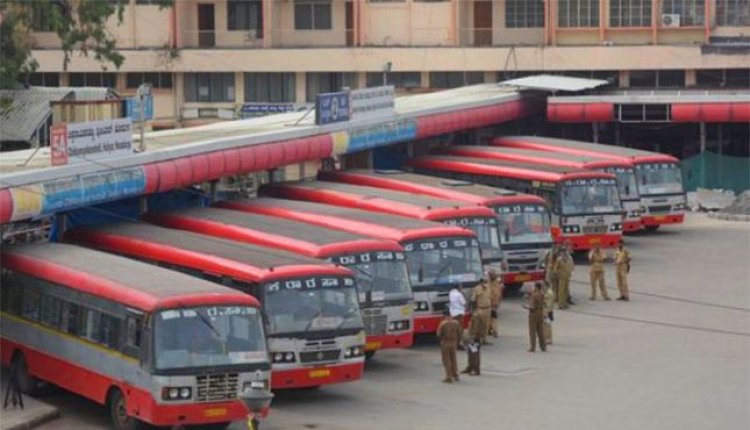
366;331;414;351
642;213;685;226
623;220;643;233
141;398;266;427
502;270;545;285
565;234;622;251
271;361;364;389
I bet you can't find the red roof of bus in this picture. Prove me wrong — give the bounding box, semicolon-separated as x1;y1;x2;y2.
492;136;679;164
144;207;403;259
2;243;259;312
216;198;477;244
318;170;546;207
66;223;353;286
261;181;495;221
406;156;617;182
436;146;634;170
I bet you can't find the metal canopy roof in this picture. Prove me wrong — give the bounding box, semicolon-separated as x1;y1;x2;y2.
548;89;750;104
499;75;609;92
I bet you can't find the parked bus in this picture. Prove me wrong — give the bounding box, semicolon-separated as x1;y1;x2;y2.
493;136;686;230
1;243;269;430
406;156;624;250
144;207;413;358
318;169;553;288
65;223;365;390
261;180;503;272
217;198;483;334
437;145;643;233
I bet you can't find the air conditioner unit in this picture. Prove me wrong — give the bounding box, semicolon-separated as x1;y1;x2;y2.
662;14;681;27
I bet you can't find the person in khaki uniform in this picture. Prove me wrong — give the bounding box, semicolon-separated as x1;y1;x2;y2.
543;245;560;297
471;280;492;344
554;246;574;309
614;243;631;301
436;309;461;383
525;283;546;352
543;282;555;345
487;270;503;338
461;310;486;376
588;245;611;301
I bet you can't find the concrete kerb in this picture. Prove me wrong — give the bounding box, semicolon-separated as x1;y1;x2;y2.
707;212;750;222
0;374;60;430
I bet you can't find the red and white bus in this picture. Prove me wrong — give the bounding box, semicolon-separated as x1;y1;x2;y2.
406;156;624;250
66;223;366;391
438;145;643;233
218;198;484;334
493;136;686;230
1;243;269;430
318;169;553;288
261;180;504;273
145;207;413;358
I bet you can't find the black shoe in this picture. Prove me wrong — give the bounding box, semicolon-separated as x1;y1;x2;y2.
568;299;576;305
457;346;465;351
616;297;625;301
460;369;470;374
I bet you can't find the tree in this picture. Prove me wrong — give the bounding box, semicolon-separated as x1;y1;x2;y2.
0;0;129;89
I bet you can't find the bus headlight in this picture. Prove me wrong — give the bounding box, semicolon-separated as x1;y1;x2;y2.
562;225;580;234
272;351;296;363
674;203;686;211
413;301;429;311
345;346;364;358
388;320;410;331
610;223;623;232
162;386;192;401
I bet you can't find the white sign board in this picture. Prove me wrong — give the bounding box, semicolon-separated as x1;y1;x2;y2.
51;118;134;165
350;86;395;120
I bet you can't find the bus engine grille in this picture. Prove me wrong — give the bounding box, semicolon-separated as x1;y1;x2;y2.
362;311;388;335
582;226;608;234
299;349;341;364
648;205;672;214
195;373;239;402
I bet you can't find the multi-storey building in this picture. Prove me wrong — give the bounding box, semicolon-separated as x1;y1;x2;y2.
22;0;750;127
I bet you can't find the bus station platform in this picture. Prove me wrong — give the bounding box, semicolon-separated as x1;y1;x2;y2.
0;372;59;430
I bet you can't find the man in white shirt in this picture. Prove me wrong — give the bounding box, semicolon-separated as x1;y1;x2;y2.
448;284;467;350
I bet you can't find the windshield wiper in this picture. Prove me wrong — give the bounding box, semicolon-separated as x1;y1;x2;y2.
335;308;360;330
195;309;221;339
350;265;374;282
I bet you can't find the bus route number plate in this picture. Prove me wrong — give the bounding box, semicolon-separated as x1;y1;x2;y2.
654;215;666;221
203;408;227;418
514;274;531;282
310;369;331;379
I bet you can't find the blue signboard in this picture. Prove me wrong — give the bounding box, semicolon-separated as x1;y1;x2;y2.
125;96;154;121
241;104;296;118
40;167;147;215
315;91;351;125
347;119;418;153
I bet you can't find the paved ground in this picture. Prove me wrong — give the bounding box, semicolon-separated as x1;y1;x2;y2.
29;213;750;430
0;372;59;430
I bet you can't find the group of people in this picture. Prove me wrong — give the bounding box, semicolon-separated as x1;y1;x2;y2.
437;241;633;381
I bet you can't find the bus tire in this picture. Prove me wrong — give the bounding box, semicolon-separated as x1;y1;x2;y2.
108;388;150;430
10;351;40;397
192;423;231;430
505;283;523;293
644;225;660;232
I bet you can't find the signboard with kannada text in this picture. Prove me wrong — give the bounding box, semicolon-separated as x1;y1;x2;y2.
350;86;395;120
315;91;351;125
53;118;134;165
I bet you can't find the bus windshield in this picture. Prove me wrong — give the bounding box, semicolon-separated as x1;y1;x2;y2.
262;277;363;336
404;238;483;290
561;178;622;216
604;167;639;200
154;305;267;371
495;205;552;244
444;217;503;261
635;163;684;195
349;257;412;301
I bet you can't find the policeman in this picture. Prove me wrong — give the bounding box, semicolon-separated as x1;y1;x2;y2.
436;309;461;383
487;270;503;338
471;279;492;344
448;284;467;350
614;243;631;301
554;245;574;309
461;310;485;376
543;282;555;345
526;283;546;352
588;245;611;301
543;244;561;298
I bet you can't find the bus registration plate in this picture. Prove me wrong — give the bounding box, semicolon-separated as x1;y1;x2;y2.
514;274;531;282
589;238;601;245
203;408;227;418
654;215;666;221
366;341;382;351
309;369;331;379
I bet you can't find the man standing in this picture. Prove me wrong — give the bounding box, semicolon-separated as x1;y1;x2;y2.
544;244;561;299
526;283;546;352
588;245;611;301
554;245;574;309
436;309;461;383
471;279;492;344
487;270;503;338
461;310;485;376
614;243;631;301
448;284;467;350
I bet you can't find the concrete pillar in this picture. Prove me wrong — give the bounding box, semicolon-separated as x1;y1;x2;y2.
421;71;431;89
235;72;245;104
592;122;600;143
685;69;697;87
139;196;148;215
615;122;621;146
699;122;707;187
619;70;630;89
296;72;307;104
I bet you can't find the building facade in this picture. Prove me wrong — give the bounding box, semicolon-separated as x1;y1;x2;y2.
22;0;750;127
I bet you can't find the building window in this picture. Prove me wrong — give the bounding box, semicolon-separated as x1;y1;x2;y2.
126;72;173;89
244;73;296;103
506;0;544;28
366;72;421;89
629;70;657;87
429;72;484;89
558;0;600;27
184;73;236;102
716;0;750;26
696;69;750;88
228;0;263;37
68;72;117;88
610;0;652;27
306;72;357;102
661;0;705;26
294;0;332;30
21;73;60;87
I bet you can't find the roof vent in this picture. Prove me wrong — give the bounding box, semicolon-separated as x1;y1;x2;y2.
493;189;517;196
374;169;404;175
440;179;472;187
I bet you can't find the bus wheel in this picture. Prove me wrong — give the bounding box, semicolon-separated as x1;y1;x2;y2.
365;351;376;360
108;389;149;430
192;422;231;430
11;352;40;396
644;225;660;232
504;283;523;293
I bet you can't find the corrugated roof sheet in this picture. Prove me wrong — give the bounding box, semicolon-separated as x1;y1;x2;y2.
499;75;609;92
